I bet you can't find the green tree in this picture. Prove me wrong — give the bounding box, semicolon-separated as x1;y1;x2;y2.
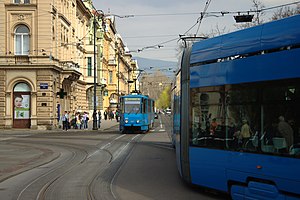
156;86;171;109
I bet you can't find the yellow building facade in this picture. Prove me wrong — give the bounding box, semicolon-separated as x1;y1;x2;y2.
0;0;135;130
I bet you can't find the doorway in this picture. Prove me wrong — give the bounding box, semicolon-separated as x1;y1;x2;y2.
13;83;31;128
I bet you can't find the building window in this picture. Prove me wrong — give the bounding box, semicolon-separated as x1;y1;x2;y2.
109;71;113;84
14;25;30;55
87;57;92;76
14;0;30;4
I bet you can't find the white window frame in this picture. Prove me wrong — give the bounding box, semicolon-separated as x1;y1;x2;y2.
14;25;30;55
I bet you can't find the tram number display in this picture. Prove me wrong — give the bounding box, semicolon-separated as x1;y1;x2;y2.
124;98;141;104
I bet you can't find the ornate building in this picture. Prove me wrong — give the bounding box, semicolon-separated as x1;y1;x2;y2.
0;0;135;129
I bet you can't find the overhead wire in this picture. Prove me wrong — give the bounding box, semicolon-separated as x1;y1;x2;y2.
195;0;212;36
132;0;299;53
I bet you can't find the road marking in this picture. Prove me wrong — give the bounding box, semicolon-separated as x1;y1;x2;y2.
112;134;140;162
88;134;127;159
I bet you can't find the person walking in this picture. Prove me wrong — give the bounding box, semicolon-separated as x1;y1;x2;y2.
104;109;108;120
98;111;102;128
76;112;81;129
83;112;89;129
62;111;69;131
115;110;119;122
109;110;114;120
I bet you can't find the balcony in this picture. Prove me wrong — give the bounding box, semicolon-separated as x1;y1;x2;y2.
15;55;29;64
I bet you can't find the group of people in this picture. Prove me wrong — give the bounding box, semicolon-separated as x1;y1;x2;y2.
236;116;295;150
103;109;119;122
206;114;295;151
61;111;90;131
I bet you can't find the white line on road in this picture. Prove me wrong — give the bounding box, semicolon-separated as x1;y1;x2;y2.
88;134;127;159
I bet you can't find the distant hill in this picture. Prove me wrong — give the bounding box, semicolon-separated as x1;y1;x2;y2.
133;57;178;73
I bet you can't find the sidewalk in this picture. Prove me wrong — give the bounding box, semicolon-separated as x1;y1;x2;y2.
0;119;119;135
87;118;119;131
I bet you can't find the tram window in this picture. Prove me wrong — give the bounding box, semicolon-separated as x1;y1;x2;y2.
190;80;300;158
262;83;300;157
142;99;146;113
226;104;260;152
191;89;227;149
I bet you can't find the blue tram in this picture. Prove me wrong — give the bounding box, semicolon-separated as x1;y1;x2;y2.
173;15;300;199
119;94;155;133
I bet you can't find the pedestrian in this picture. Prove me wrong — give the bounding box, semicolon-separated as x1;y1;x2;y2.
115;110;119;122
83;112;89;129
70;110;76;129
62;111;69;131
109;110;114;120
104;109;108;120
76;112;81;129
98;110;101;128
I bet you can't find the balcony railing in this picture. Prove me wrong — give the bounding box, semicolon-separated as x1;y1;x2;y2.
15;55;29;64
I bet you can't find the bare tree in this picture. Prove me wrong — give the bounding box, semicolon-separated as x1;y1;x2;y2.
271;3;300;20
208;24;229;37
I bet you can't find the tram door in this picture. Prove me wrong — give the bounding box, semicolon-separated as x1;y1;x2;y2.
13;83;31;128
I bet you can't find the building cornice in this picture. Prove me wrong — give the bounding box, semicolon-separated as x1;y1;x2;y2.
76;0;92;18
58;13;71;27
5;3;37;10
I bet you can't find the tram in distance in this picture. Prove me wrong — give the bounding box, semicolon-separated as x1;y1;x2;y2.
172;15;300;199
119;93;155;133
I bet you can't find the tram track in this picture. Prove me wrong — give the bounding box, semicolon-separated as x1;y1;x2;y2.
0;132;144;200
1;135;103;200
16;142;90;200
86;134;143;200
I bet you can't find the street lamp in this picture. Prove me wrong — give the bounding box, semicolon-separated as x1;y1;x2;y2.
92;9;104;130
92;12;98;130
115;37;121;107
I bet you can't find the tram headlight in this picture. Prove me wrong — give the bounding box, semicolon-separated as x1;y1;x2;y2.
125;119;129;123
136;120;140;123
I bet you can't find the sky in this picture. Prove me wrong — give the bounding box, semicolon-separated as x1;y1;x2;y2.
93;0;297;63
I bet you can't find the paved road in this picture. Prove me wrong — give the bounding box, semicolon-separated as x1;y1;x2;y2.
0;115;225;199
0;119;119;181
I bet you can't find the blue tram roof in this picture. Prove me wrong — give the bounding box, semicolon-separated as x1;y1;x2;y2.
190;14;300;64
121;94;153;100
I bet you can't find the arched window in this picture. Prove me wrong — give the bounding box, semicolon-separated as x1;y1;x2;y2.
14;82;31;92
15;25;30;55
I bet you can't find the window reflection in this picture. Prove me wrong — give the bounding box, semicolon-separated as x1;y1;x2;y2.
190;80;300;158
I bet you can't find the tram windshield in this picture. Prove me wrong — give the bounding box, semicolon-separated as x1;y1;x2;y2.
123;98;141;113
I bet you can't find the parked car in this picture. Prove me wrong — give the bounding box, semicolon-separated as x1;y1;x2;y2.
165;108;171;115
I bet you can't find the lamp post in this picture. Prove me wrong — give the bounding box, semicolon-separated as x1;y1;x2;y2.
92;13;97;130
115;38;120;108
92;9;105;130
117;49;120;105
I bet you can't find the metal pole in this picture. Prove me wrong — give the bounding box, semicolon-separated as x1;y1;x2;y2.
117;46;120;106
93;15;98;130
